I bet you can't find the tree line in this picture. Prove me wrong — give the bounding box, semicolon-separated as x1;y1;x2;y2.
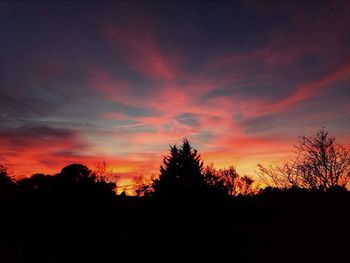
132;128;350;197
1;128;350;199
0;128;349;262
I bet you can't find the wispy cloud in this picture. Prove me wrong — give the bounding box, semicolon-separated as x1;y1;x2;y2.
2;2;350;185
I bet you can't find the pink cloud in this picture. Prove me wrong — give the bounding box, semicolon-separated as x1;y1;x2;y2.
265;62;350;113
103;21;179;82
78;8;350;185
88;66;133;104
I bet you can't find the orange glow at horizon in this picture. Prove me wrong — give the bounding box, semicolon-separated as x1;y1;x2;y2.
3;139;297;194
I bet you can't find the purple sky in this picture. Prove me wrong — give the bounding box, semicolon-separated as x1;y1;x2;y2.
1;1;350;188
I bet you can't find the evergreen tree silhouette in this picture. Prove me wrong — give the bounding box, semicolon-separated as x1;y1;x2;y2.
152;139;205;197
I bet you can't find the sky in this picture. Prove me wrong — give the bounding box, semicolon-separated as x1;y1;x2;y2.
1;1;350;190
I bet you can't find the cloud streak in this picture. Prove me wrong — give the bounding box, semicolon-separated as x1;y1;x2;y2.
1;2;350;187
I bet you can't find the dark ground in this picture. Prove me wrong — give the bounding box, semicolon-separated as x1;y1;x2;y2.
0;185;349;263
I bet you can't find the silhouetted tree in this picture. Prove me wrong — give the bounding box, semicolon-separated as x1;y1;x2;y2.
259;128;350;190
0;165;15;197
240;175;255;195
203;164;226;194
54;164;116;201
0;165;14;185
203;165;255;196
220;166;240;196
93;161;119;192
132;175;153;197
57;164;95;183
17;173;53;192
152;139;205;196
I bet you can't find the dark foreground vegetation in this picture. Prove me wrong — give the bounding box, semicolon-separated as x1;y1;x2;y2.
0;129;350;262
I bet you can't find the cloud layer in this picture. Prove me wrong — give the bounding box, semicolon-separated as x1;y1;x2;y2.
1;2;350;185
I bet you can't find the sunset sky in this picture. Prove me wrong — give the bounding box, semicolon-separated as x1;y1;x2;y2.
1;1;350;189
